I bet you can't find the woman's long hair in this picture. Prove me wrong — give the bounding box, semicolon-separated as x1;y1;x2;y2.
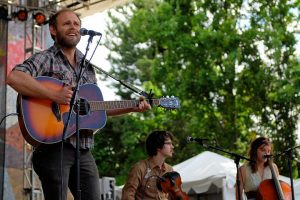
248;136;272;173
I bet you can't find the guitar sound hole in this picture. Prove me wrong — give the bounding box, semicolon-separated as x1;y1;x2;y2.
74;98;90;115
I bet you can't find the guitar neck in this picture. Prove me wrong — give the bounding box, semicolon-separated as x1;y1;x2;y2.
89;99;161;111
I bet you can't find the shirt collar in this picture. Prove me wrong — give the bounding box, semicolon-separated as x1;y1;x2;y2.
148;158;166;171
50;43;84;64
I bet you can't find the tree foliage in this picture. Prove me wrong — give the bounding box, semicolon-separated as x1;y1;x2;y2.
93;0;300;184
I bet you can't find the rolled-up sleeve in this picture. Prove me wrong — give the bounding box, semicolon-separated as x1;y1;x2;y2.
13;53;48;77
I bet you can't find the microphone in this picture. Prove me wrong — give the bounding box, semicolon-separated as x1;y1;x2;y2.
80;28;102;36
263;154;273;159
186;136;209;143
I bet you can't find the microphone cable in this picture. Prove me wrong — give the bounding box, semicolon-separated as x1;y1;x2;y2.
0;113;19;127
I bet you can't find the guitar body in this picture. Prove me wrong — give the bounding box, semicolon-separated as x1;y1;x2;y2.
17;76;107;147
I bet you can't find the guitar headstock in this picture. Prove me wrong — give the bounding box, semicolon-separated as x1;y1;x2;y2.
158;96;180;110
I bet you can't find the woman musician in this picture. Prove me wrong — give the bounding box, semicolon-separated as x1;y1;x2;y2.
235;136;281;200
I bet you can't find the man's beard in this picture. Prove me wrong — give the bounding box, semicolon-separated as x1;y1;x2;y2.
56;31;80;48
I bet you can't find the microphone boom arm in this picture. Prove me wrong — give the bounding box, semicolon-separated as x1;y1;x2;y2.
92;63;154;100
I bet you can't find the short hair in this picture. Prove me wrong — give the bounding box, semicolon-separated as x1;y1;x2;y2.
48;8;81;40
145;130;174;156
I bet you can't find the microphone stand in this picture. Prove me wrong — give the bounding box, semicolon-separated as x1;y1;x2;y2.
276;145;300;200
62;34;94;200
194;140;253;200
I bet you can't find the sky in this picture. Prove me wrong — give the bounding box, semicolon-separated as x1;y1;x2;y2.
77;11;118;100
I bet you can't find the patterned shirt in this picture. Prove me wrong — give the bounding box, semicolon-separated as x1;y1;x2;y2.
13;44;97;149
122;158;173;200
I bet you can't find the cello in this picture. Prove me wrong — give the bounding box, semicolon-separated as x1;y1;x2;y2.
257;157;292;200
158;171;189;200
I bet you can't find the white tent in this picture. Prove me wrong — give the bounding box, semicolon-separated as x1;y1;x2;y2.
173;151;300;200
173;151;236;199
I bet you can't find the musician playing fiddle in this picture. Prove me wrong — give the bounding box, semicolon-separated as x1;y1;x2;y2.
236;137;280;200
122;130;174;200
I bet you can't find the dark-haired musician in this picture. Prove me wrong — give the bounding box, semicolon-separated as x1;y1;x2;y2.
7;8;151;200
122;130;174;200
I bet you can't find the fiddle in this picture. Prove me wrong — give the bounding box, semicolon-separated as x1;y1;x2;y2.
257;157;292;200
157;171;189;200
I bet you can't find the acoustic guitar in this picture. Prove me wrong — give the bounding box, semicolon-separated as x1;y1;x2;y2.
17;76;180;147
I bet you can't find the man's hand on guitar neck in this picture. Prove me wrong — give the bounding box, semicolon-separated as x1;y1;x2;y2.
107;96;151;116
132;96;152;113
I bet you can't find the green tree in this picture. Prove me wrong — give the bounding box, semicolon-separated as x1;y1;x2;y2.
94;0;300;184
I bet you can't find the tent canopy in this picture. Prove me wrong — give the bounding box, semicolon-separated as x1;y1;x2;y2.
173;151;237;192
